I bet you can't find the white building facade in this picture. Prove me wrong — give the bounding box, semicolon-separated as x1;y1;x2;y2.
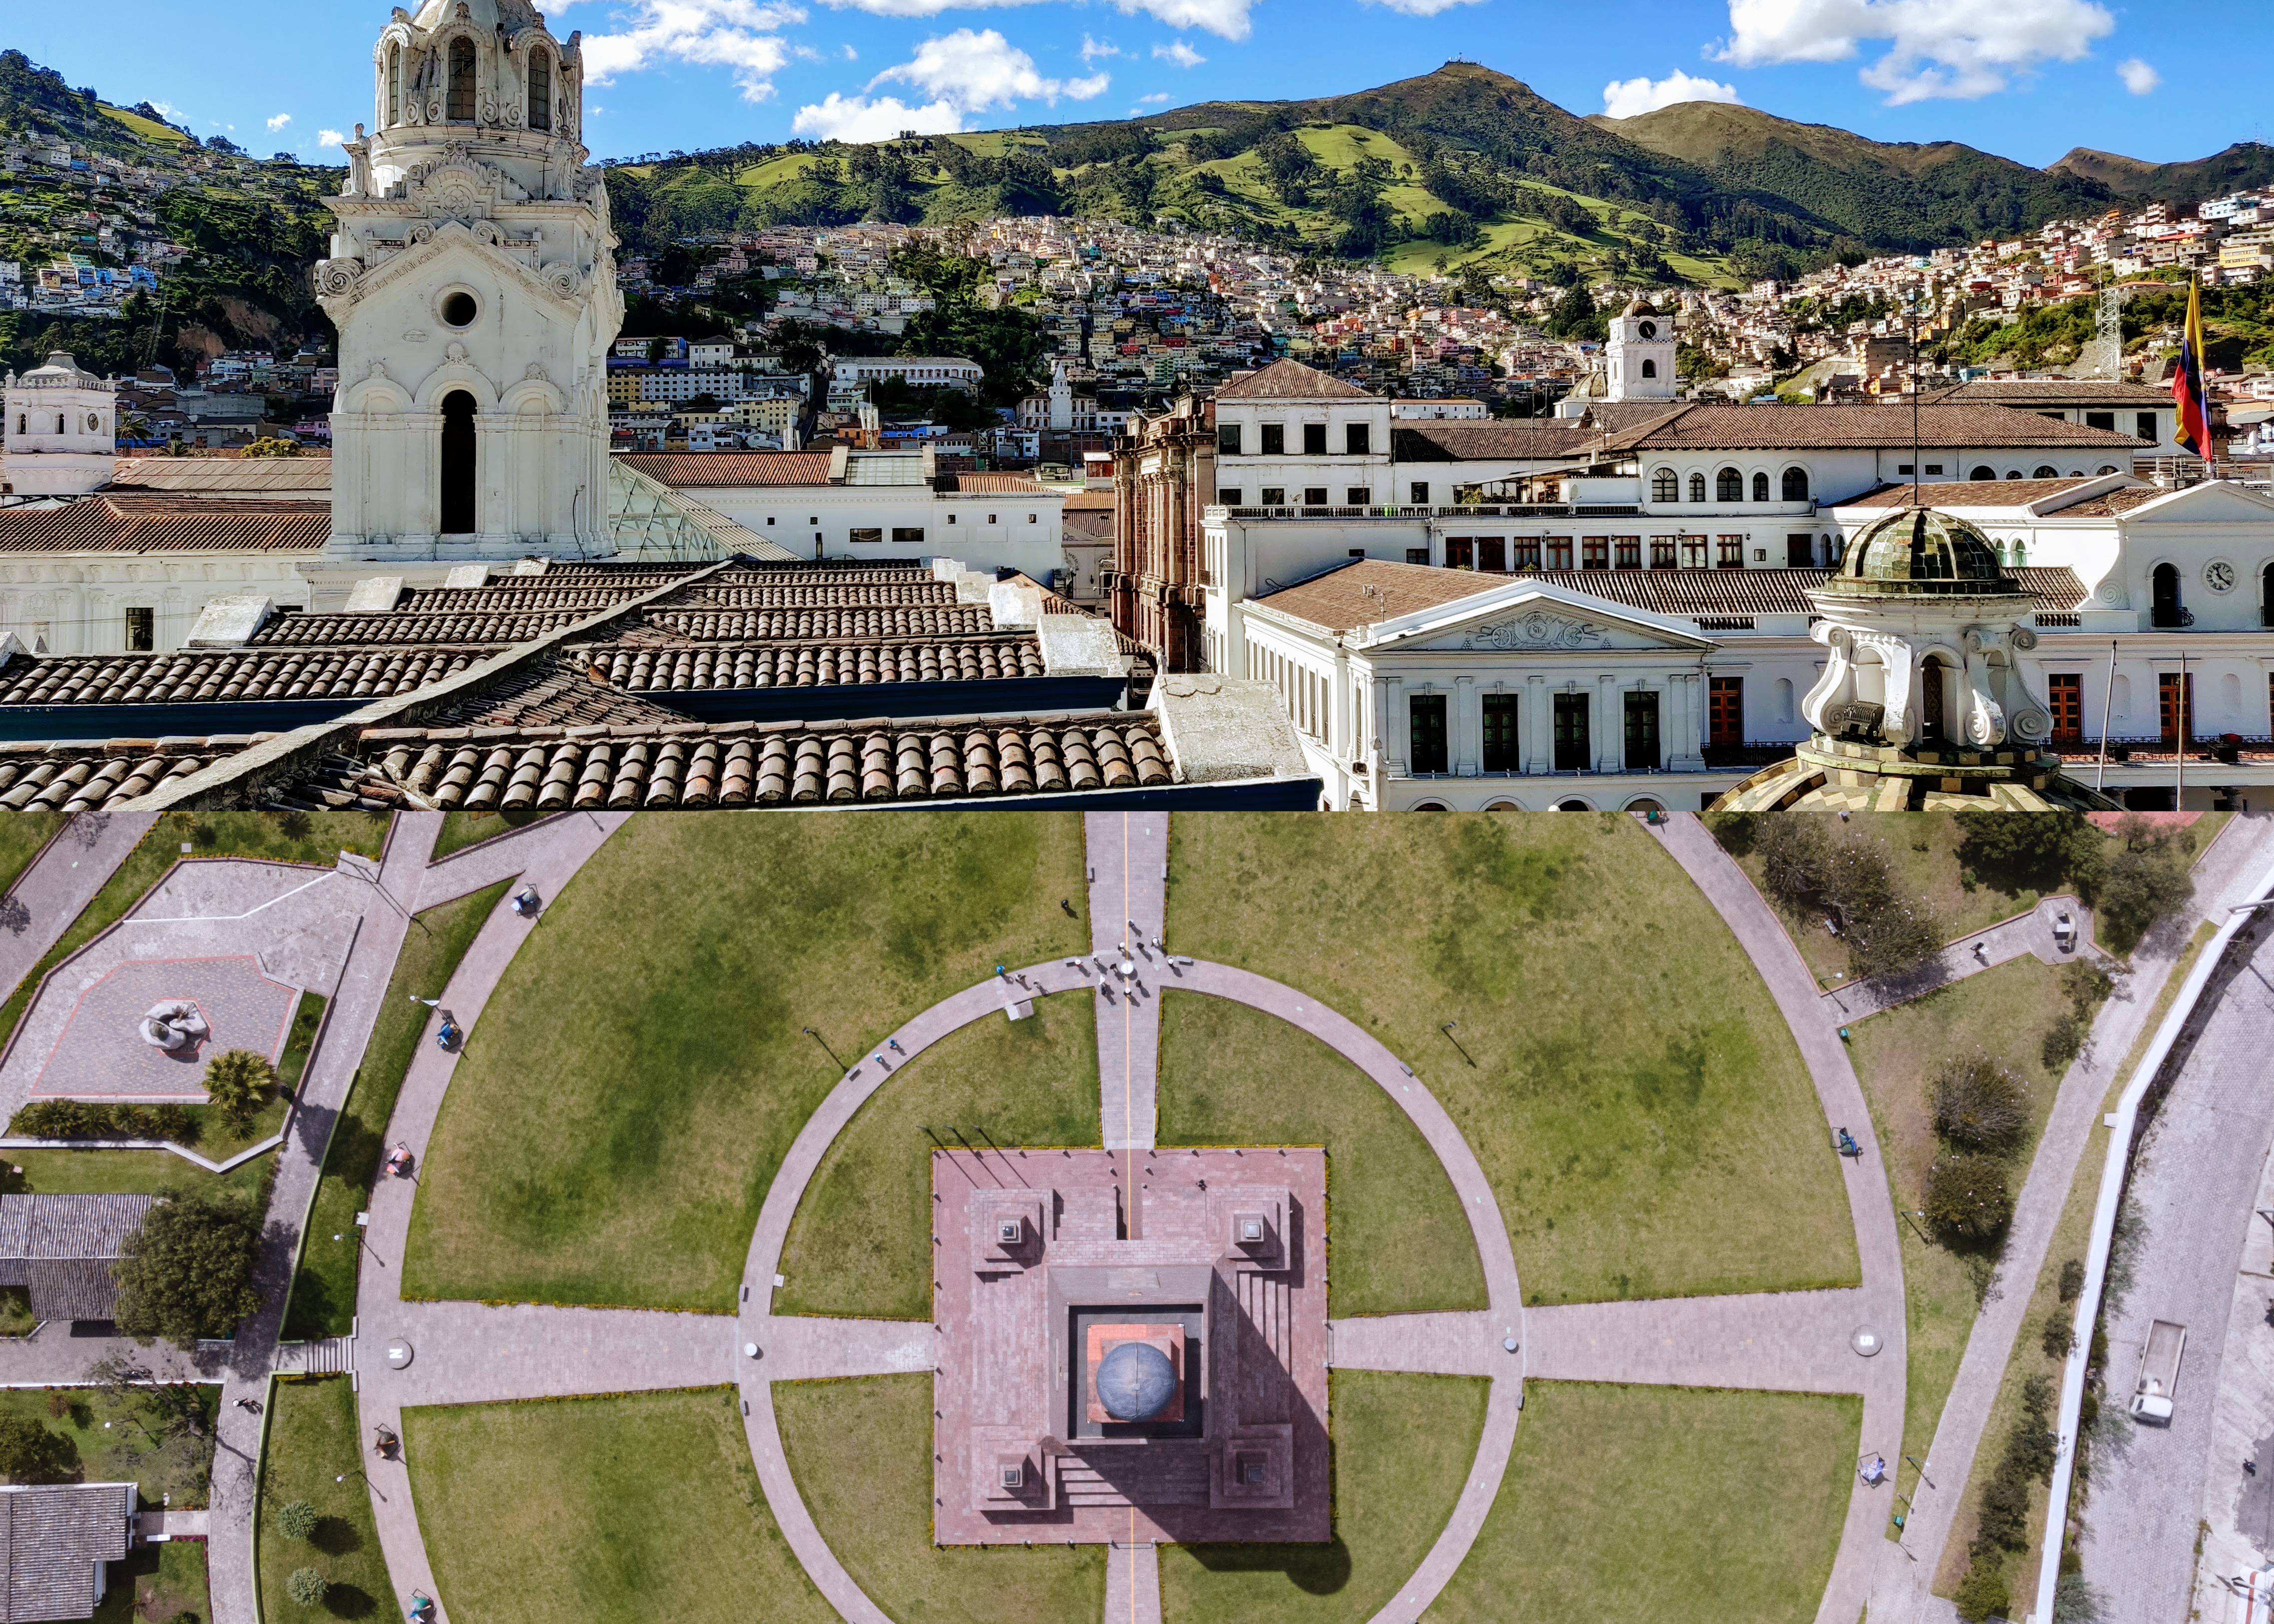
2;355;116;501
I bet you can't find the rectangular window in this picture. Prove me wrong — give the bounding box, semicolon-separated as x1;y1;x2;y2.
1553;692;1590;772
1924;464;1944;475
1650;536;1678;569
1614;536;1641;570
1217;423;1243;456
1447;537;1475;570
1304;487;1329;507
1709;676;1744;745
1260;423;1285;456
2160;672;2194;745
1513;538;1541;570
1545;536;1573;570
1346;488;1372;507
1303;423;1328;456
2085;411;2116;433
2048;672;2083;743
1787;534;1816;567
1624;690;1660;771
1681;535;1707;568
1479;538;1506;573
1410;482;1430;505
1406;547;1430;565
1581;536;1609;569
527;49;552;132
1218;489;1242;507
849;527;883;544
1482;694;1519;772
2137;412;2159;442
1717;535;1744;568
1346;422;1371;457
892;527;925;545
124;606;154;652
1410;693;1449;774
1261;487;1286;507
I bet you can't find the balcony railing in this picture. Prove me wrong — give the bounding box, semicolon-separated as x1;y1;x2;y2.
1210;503;1644;523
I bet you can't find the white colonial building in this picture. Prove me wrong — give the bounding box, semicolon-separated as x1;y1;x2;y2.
2;355;117;501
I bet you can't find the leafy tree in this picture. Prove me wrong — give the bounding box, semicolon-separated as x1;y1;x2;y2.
0;1411;73;1481
202;1049;276;1130
2042;1313;2074;1359
2090;815;2196;952
1953;1562;2010;1624
1544;279;1600;341
1926;1152;2014;1241
1930;1052;2030;1150
1953;809;2090;883
286;1568;328;1606
275;1499;318;1541
112;1191;263;1349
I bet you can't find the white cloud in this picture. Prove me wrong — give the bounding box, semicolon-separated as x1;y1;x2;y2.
317;129;347;148
1133;92;1173;108
872;28;1108;111
1601;70;1743;119
1109;0;1255;42
820;0;1046;14
1154;39;1206;67
2117;56;2159;94
791;91;963;140
1360;0;1486;13
1081;33;1123;63
1715;0;2115;103
558;0;805;101
265;112;292;132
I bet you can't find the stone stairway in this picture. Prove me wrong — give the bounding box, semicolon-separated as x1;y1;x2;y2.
1058;1450;1211;1508
276;1334;354;1378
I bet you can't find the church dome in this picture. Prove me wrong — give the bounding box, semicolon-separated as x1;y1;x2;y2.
1096;1341;1177;1422
1826;507;2012;596
412;0;540;31
1622;295;1659;318
17;353;102;389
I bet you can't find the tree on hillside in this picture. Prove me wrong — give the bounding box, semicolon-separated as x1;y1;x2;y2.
112;1192;263;1349
1544;280;1603;341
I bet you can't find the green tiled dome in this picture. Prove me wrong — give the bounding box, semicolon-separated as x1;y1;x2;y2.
1827;508;2011;596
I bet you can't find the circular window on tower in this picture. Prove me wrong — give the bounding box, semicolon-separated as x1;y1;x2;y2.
1638;320;1658;339
440;291;479;329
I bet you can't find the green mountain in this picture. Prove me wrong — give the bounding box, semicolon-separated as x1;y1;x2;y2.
2048;142;2274;207
0;48;341;379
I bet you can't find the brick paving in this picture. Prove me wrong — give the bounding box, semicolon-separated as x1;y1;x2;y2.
30;955;298;1101
370;1300;734;1406
1645;814;1910;1624
1328;1312;1508;1378
1525;1289;1879;1393
2191;1120;2274;1614
0;812;153;1006
1086;812;1168;1151
1104;1541;1162;1624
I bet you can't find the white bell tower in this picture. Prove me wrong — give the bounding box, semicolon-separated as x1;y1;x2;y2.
3;354;115;500
317;0;623;558
1605;296;1678;403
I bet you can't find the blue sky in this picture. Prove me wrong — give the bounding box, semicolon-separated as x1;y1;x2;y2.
8;0;2265;170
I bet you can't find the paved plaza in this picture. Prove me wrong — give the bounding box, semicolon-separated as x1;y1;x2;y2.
29;955;297;1100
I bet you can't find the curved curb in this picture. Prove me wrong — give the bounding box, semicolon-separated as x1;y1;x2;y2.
736;959;1526;1624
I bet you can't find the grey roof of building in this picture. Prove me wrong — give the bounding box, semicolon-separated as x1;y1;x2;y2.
1392;423;1598;463
0;1194;157;1324
1595;402;2152;453
1922;379;2174;407
1;1483;134;1623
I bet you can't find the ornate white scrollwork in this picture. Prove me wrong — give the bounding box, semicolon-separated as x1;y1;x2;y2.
2010;626;2039;651
445;342;470;363
541;262;586;300
1460;611;1607;651
314;258;365;299
525;362;552;383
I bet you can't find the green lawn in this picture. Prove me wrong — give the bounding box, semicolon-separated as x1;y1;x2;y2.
282;881;512;1341
1165;815;1856;1306
0;1384;219;1506
1427;1383;1858;1623
0;812;64;898
255;1376;392;1624
1157;993;1487;1319
0;811;387;1053
91;1539;209;1624
3;1144;270;1200
407;814;1087;1312
433;810;538;859
776;1374;1105;1624
777;994;1098;1320
402;1387;833;1624
1846;955;2107;1514
1161;1372;1486;1624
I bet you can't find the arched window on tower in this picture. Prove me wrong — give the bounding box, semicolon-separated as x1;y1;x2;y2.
527;49;552;132
1751;471;1770;502
448;36;478;123
440;391;478;535
388;44;402;125
1650;468;1678;503
1783;467;1809;502
1640;358;1657;379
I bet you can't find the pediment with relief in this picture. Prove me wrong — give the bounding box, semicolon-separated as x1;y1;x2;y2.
1403;606;1706;653
2118;482;2274;524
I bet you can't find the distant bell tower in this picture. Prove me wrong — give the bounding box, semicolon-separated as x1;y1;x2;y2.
3;354;115;499
316;0;623;558
1606;296;1677;403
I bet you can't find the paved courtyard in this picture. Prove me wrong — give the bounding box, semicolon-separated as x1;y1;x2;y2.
29;955;298;1100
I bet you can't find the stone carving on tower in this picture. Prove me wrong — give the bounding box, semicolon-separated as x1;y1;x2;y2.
317;0;623;558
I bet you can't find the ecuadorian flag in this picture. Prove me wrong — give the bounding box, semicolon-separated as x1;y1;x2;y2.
2174;280;2214;457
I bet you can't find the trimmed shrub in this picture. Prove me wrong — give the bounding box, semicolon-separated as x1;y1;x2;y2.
285;1567;327;1606
274;1499;318;1541
2059;1258;2085;1302
1932;1052;2031;1149
2043;1314;2075;1359
0;1411;72;1481
1954;1560;2011;1623
1926;1152;2014;1241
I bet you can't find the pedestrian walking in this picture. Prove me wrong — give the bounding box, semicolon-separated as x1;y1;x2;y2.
1061;898;1076;918
888;1038;903;1054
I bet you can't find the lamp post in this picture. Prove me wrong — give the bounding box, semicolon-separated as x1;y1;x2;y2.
801;1026;844;1070
1439;1021;1476;1068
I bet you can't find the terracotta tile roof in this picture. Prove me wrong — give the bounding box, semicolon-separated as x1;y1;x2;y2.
398;585;658;616
250;610;590;647
1598;403;2152;453
1215;359;1374;401
106;456;334;496
1840;479;2102;509
589;638;1045;693
618;451;837;488
942;472;1051;494
1922;379;2174;407
338;712;1175;810
1063;490;1116;511
2;1483;133;1619
635;605;995;639
2012;566;2090;609
0;739;256;812
2033;486;2166;518
1254;560;1498;633
1393;423;1598;462
0;494;329;554
0;646;491;707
